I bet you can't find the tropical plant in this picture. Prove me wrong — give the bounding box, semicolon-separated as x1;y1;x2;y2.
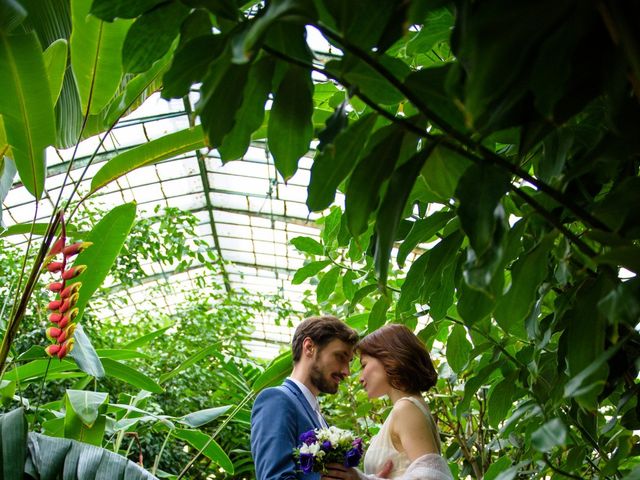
2;0;640;479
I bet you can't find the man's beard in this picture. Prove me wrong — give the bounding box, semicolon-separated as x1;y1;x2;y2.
309;362;338;394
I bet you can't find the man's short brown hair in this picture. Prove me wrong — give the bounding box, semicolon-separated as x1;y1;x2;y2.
291;315;358;362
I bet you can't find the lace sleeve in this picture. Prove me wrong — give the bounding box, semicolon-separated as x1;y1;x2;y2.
356;454;453;480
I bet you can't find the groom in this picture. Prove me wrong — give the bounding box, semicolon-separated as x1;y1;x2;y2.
251;315;359;479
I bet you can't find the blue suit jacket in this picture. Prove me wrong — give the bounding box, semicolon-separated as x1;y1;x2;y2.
251;379;322;480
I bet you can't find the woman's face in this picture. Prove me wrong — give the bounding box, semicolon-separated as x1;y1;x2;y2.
359;353;390;398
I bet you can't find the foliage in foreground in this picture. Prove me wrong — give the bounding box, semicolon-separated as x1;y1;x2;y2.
1;0;639;479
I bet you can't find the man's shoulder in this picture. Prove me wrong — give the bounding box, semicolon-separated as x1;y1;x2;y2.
254;383;295;404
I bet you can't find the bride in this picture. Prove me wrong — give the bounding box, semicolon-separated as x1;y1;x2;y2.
321;324;453;480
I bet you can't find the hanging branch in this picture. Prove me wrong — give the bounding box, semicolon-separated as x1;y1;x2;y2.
313;23;611;233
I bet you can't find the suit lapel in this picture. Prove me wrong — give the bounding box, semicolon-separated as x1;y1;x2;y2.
284;379;322;429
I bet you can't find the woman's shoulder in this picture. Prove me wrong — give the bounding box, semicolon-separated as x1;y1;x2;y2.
393;397;430;416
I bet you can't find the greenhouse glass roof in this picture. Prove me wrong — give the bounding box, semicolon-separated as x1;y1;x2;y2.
2;91;339;359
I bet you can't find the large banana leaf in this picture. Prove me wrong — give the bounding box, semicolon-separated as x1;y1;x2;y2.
0;155;16;229
70;0;132;115
0;30;56;199
89;126;205;194
1;409;158;479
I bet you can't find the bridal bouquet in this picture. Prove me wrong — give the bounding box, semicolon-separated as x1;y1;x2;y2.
293;426;363;474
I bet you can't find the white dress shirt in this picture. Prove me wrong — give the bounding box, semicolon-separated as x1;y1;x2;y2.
289;377;328;428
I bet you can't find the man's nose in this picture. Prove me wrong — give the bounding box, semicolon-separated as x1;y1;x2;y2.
341;362;350;377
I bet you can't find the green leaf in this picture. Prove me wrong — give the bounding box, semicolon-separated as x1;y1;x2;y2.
95;349;151;361
65;390;108;428
230;0;300;63
487;376;516;428
595;246;640;274
198;59;250;149
375;145;435;284
90;126;205;194
328;54;408;106
90;0;166;21
307;113;377;211
0;0;26;32
290;236;324;256
123;325;171;349
67;203;137;324
406;8;454;55
342;270;357;301
70;324;105;378
484;457;513;480
25;432;158;479
0;156;17;227
122;1;188;73
397;250;430;317
457;280;494;325
345;124;405;236
178;406;231;428
268;65;314;180
317;266;340;303
368;296;390;332
397;211;454;268
531;418;567;452
162;34;225;99
252;351;291;393
218;55;275;161
159;343;220;384
70;0;132;115
0;31;56;199
494;235;554;337
455;164;510;256
352;284;378;307
0;407;27;480
420;145;471;200
446;325;471;373
173;429;234;474
42;39;67;105
104;49;173;126
292;260;331;285
3;359;77;383
0;380;15;404
101;358;163;393
421;231;464;302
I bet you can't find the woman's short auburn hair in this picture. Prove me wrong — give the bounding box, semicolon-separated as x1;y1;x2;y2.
357;324;437;394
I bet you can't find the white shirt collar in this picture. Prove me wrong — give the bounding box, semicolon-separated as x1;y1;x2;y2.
288;377;320;412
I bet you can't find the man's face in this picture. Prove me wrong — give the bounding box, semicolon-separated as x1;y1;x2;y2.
309;339;354;394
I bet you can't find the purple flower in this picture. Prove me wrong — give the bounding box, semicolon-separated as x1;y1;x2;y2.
299;430;317;445
300;453;315;474
344;447;362;468
352;438;363;455
321;440;332;451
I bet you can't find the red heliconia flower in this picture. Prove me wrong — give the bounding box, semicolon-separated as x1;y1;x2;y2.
45;344;61;357
48;299;62;311
62;241;92;258
60;282;81;299
48;237;65;256
58;316;69;328
47;261;64;273
49;312;63;323
59;298;71;313
46;327;62;340
48;282;64;292
61;265;87;280
57;339;74;359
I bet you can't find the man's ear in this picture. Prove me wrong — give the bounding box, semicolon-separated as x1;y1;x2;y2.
302;337;315;357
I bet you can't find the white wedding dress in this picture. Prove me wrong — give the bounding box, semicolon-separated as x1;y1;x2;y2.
357;397;453;480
